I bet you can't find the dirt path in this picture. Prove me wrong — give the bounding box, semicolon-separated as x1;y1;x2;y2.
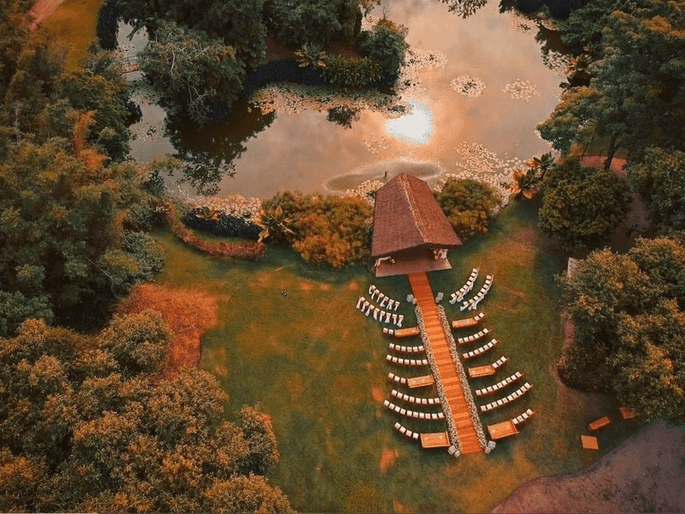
492;420;685;513
27;0;64;30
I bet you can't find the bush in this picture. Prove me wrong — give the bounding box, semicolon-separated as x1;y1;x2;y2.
242;59;326;97
356;21;407;79
183;208;262;240
261;191;372;268
322;55;383;89
434;178;500;242
539;159;630;252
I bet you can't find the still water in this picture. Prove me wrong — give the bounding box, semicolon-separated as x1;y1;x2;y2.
125;0;565;199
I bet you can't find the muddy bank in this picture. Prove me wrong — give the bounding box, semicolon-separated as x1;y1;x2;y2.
492;420;685;513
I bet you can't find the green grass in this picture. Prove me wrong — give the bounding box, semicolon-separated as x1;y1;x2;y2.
43;0;102;71
153;201;643;513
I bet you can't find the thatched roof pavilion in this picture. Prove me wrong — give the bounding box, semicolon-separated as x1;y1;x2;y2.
371;173;461;277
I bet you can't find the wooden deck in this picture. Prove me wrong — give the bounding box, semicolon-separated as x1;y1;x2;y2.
407;375;435;389
408;272;483;455
420;431;450;448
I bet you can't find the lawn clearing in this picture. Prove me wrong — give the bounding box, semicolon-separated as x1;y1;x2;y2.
152;200;643;512
42;0;102;70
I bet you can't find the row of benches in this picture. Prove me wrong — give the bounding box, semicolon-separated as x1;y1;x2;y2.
383;400;445;420
449;268;479;304
391;389;441;406
512;408;534;425
463;338;498;360
388;342;425;354
480;382;533;412
368;285;401;311
460;275;494;311
394;422;420;441
457;328;490;345
386;355;429;367
475;371;523;397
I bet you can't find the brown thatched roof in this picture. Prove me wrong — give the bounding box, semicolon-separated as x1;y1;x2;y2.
371;173;462;258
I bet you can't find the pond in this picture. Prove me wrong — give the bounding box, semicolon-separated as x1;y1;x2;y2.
124;0;567;199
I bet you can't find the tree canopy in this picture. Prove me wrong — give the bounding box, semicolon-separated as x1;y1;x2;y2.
627;147;685;235
538;159;630;252
0;313;292;512
434;178;500;242
559;235;685;421
537;0;685;169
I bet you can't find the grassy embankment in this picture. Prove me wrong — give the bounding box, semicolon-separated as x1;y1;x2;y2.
42;0;102;70
152;199;643;513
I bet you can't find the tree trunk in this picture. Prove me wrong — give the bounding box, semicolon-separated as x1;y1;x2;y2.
604;132;620;171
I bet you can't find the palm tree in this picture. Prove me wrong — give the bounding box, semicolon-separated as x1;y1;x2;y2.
527;152;554;180
510;168;541;200
257;204;295;243
295;43;327;69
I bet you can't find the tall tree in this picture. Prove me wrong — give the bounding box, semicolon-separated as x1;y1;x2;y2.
560;235;685;421
538;0;685;169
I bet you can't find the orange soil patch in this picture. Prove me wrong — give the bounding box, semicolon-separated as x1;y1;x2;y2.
300;282;313;291
118;284;218;380
380;448;399;473
371;387;384;402
348;282;360;290
319;283;331;291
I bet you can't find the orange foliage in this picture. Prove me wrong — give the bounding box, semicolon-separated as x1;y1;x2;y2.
118;284;218;380
73;111;107;171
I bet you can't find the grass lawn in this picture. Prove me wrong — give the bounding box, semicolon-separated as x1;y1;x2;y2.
42;0;102;70
153;200;643;513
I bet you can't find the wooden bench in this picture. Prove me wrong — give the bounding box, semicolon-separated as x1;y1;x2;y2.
394;327;420;338
468;365;495;378
588;416;611;431
487;420;519;440
581;435;599;450
619;406;636;420
407;375;435;388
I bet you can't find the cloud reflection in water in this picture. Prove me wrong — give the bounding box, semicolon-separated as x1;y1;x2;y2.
385;99;434;144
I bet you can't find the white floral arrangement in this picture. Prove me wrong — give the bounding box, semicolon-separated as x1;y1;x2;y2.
185;194;262;219
343;180;384;204
503;79;540;102
450;76;486;98
414;306;462;455
437;306;489;450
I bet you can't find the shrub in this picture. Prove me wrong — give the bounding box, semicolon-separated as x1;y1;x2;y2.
183;208;262;240
356;22;407;79
322;54;383;89
261;191;372;268
434;178;500;241
539;159;630;252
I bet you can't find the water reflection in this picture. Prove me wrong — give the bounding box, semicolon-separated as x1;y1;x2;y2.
386;99;434;144
126;0;565;199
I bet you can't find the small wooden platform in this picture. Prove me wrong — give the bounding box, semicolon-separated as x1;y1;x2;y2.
619;406;636;420
394;327;420;338
452;318;479;329
420;431;450;448
589;416;611;431
487;420;519;440
581;435;599;450
407;374;435;388
467;365;495;378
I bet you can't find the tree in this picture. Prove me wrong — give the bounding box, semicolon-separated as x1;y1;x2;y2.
559;235;685;421
140;20;246;125
434;178;500;241
628;148;685;235
538;0;685;170
538;159;630;251
0;314;292;512
356;19;407;79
